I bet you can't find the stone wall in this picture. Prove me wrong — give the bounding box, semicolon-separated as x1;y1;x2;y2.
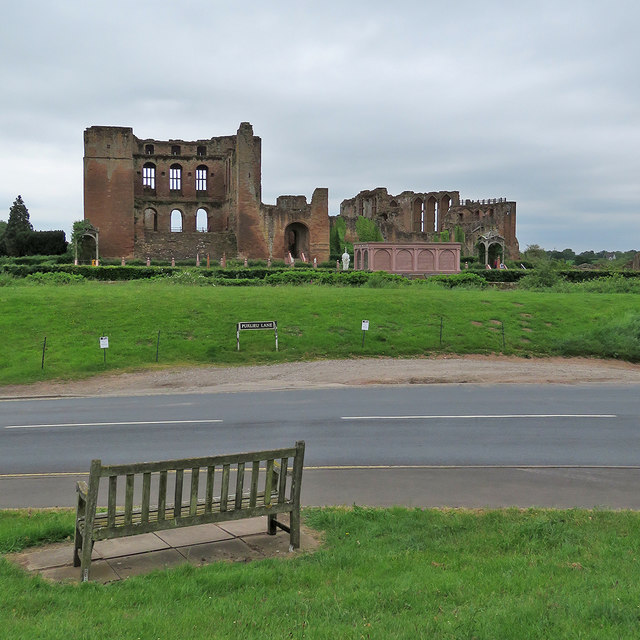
340;188;519;260
133;231;237;262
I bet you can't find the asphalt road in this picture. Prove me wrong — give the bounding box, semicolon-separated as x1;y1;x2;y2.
1;384;639;508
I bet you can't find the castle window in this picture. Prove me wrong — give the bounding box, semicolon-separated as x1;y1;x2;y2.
143;208;158;231
145;144;154;155
170;209;183;232
169;164;182;191
142;163;156;189
197;145;206;156
195;165;207;191
196;208;208;232
171;145;181;156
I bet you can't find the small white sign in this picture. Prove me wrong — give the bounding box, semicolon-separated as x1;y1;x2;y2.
99;336;109;349
361;320;369;331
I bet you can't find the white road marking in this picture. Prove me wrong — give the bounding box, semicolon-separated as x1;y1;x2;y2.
341;414;616;420
4;419;223;430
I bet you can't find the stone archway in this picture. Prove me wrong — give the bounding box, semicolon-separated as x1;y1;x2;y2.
284;222;310;260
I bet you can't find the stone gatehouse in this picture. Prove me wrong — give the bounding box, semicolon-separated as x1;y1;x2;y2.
83;123;329;262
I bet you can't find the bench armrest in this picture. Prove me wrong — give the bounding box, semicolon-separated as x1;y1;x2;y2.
76;481;89;500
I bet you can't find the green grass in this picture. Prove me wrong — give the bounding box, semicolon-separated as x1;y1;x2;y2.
3;507;640;638
0;281;639;384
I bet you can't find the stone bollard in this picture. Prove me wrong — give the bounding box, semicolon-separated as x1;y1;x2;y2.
146;257;150;267
267;257;271;268
244;257;248;267
121;257;125;266
220;253;225;268
171;257;175;267
336;260;340;271
313;257;317;269
196;253;200;267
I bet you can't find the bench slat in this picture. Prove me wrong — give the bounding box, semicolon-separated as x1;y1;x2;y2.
108;476;117;528
264;459;274;506
142;472;151;523
189;467;199;517
205;465;215;514
125;474;134;525
220;465;230;511
100;448;298;476
158;470;167;521
278;457;288;504
250;461;259;508
234;463;245;510
174;469;184;519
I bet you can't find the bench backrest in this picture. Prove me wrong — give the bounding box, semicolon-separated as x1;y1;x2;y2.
85;441;304;533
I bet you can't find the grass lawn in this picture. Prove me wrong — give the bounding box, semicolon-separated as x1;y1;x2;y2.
2;507;640;639
1;281;639;385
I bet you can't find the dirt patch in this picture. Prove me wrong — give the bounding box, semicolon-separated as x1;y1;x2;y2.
2;355;640;400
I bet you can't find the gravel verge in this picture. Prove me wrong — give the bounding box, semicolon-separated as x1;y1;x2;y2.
2;355;640;399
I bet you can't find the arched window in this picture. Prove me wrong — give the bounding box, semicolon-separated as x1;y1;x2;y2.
143;208;158;231
412;199;424;233
142;163;156;189
196;208;208;232
169;164;182;191
170;209;183;232
195;165;207;192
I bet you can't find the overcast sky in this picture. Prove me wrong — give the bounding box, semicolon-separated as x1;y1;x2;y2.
1;1;639;252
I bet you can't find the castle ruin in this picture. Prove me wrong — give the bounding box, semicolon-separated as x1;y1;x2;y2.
84;123;518;265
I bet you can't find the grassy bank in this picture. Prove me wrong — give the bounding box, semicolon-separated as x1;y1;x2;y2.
2;507;640;638
1;281;639;384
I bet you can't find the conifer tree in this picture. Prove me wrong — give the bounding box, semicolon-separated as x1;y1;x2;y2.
4;195;33;256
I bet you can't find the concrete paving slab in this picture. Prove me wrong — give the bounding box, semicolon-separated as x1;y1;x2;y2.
40;560;119;584
108;548;187;579
242;532;292;556
177;538;261;566
9;541;101;571
218;516;268;537
155;522;233;547
94;532;169;558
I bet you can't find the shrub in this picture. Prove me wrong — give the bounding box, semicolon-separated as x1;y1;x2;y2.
517;263;564;289
556;312;640;361
161;269;210;285
426;272;487;289
25;271;85;285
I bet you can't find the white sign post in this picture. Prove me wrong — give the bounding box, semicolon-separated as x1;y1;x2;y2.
236;321;278;351
100;336;109;365
361;320;369;347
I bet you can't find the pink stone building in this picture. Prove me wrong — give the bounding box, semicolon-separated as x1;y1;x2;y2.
353;242;461;275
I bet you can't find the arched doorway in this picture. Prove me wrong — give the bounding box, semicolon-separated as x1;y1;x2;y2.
284;222;310;260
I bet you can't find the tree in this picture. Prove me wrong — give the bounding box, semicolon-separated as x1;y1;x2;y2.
4;195;33;256
0;219;7;255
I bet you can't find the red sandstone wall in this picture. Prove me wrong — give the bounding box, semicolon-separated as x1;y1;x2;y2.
234;123;267;259
84;127;135;258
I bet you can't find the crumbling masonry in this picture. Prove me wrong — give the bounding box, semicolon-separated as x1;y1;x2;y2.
84;124;518;265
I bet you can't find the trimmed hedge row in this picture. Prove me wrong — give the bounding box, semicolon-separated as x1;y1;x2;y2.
3;262;640;285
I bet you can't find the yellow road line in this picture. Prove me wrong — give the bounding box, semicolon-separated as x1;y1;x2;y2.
3;464;640;478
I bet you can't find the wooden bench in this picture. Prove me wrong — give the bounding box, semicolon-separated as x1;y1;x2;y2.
74;441;305;582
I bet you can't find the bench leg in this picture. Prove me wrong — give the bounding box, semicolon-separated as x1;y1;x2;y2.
290;508;300;550
73;525;82;567
80;533;93;582
267;514;277;535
